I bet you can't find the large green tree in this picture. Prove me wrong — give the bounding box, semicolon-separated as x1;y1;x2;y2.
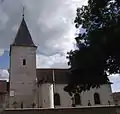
64;0;120;96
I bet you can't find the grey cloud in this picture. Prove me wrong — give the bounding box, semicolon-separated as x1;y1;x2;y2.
0;0;86;67
36;53;69;68
109;74;120;92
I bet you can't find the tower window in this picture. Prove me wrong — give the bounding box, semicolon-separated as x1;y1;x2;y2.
94;93;101;104
23;59;26;65
54;93;60;106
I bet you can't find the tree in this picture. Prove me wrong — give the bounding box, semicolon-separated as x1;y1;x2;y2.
64;0;120;96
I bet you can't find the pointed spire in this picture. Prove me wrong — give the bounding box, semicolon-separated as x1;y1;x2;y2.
12;17;36;47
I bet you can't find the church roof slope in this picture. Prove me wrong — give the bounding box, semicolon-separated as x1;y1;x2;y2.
36;68;112;85
12;18;36;47
36;69;70;84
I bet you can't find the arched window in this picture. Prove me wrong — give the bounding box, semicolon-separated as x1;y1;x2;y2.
94;93;101;104
54;93;60;106
74;93;81;105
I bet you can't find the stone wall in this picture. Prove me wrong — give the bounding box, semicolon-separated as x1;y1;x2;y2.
9;46;37;108
51;84;114;107
1;105;120;114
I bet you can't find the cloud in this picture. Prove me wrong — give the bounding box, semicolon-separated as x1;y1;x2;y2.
36;54;69;68
0;49;4;56
0;69;9;81
0;5;9;30
109;74;120;92
0;0;88;68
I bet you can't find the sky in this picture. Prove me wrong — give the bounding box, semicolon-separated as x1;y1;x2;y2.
0;0;119;93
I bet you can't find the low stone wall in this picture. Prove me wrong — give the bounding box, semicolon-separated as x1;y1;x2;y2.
1;105;120;114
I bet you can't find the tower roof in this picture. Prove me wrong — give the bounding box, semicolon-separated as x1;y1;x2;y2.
12;17;36;47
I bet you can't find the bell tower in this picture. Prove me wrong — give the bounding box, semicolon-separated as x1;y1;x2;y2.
9;16;37;108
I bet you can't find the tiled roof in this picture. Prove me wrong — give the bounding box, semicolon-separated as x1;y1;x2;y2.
11;18;36;47
36;69;70;84
36;68;113;84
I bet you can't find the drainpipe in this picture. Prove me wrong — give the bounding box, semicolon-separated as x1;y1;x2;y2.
52;69;55;108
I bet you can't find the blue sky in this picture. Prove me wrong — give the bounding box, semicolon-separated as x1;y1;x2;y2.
0;51;9;69
0;0;119;93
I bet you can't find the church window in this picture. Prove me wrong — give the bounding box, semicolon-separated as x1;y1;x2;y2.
94;93;101;104
74;93;81;105
23;59;26;65
54;93;60;106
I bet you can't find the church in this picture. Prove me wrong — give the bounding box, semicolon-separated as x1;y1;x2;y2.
7;16;114;108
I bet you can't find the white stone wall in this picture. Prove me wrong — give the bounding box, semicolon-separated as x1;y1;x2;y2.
80;84;114;106
39;83;54;108
9;46;37;108
54;84;72;107
38;84;114;108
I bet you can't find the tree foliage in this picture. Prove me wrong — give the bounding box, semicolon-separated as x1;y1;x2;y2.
64;0;120;96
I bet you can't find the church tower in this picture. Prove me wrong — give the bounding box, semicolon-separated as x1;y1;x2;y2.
9;17;37;108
